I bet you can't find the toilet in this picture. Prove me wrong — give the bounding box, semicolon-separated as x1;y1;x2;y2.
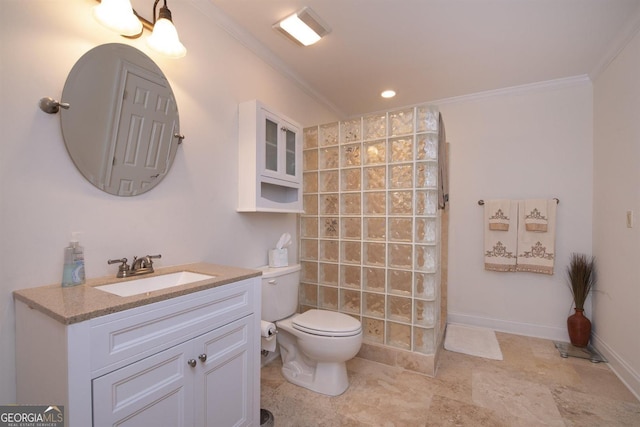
259;264;363;396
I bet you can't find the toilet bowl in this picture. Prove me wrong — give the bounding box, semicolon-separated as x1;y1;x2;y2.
276;309;362;396
259;265;363;396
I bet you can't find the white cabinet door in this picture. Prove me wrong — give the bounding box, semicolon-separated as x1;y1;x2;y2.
260;108;301;186
195;315;255;427
92;341;194;427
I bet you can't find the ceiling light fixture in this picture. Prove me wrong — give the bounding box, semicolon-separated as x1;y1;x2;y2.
274;7;331;47
93;0;186;58
381;90;396;98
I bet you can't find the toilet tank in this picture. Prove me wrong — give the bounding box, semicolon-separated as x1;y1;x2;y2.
258;264;301;322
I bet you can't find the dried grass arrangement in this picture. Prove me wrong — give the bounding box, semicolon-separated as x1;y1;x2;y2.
566;253;596;310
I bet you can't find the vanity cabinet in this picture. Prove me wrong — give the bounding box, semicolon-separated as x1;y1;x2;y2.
15;275;260;427
238;100;303;213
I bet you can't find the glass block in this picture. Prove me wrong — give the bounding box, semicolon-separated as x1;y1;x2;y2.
341;265;361;289
362;317;384;343
363;267;385;292
388;269;412;296
389;108;414;136
319;122;338;146
364;166;386;190
319;262;338;285
415;245;437;272
319;286;338;310
319;171;339;192
303;194;318;216
340;119;361;144
341;217;361;240
341;241;361;264
416;133;438;161
341;143;361;167
364;140;386;165
414;300;435;327
389;191;413;215
386;321;411;350
364;192;386;215
387;296;412;322
413;327;435;354
303;126;318;149
389;137;414;163
415;190;437;216
388;243;412;269
415;273;436;300
303;149;318;171
363;114;386;140
415;217;437;244
363;242;386;266
340;289;361;314
303;172;318;193
415;162;437;188
300;282;318;306
319;240;339;262
300;217;318;238
341;168;361;191
341;193;361;214
364;217;386;241
301;261;317;282
300;239;318;260
389;217;412;242
321;217;339;238
319;146;339;169
389;164;413;189
416;106;439;133
363;292;385;318
320;194;339;215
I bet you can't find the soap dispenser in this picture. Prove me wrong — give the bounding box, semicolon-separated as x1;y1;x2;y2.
62;232;85;287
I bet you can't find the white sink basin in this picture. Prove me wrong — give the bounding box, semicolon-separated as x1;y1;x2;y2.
96;271;216;297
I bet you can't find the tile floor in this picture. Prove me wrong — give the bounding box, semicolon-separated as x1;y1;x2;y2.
260;332;640;426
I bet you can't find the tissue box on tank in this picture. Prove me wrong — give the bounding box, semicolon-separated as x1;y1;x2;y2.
268;249;288;267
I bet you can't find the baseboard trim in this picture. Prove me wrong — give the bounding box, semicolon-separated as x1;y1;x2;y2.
447;312;567;341
591;332;640;401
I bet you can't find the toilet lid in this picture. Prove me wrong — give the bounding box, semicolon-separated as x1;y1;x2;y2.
292;309;362;337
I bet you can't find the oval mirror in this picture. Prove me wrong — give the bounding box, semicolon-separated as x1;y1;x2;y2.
60;43;181;196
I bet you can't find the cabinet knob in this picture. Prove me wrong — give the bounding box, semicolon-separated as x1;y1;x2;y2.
187;359;197;367
198;354;208;363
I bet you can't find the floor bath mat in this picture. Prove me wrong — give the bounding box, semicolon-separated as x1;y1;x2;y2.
444;323;503;360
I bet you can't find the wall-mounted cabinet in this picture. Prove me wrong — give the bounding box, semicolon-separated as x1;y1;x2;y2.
238;100;303;213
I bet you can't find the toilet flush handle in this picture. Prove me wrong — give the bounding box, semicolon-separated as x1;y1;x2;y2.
268;279;277;285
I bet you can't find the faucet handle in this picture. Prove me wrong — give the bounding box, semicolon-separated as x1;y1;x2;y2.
147;254;162;260
107;258;130;278
108;257;128;266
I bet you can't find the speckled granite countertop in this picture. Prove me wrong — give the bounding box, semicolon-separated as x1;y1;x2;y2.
13;263;261;325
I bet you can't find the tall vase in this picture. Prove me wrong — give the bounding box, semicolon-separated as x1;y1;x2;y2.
567;308;591;347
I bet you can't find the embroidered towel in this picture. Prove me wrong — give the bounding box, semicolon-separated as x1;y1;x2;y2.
484;200;518;272
487;199;511;231
524;199;548;232
516;199;557;274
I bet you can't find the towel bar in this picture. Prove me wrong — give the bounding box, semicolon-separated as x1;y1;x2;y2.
478;198;559;206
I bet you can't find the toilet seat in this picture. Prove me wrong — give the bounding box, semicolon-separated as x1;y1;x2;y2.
292;309;362;337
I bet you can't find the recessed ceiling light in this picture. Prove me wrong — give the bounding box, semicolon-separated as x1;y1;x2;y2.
381;90;396;98
274;7;331;47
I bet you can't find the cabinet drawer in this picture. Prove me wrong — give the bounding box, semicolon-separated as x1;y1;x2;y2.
90;278;256;375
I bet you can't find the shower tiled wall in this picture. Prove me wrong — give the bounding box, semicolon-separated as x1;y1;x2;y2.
300;105;442;355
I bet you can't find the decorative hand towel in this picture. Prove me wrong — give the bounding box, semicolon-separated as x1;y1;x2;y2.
484;200;518;272
487;199;511;231
516;199;557;274
524;199;548;232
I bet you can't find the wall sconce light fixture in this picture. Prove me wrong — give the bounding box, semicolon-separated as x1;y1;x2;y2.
273;7;331;47
93;0;186;58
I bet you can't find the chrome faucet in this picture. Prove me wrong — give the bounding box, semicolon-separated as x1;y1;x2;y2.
107;254;161;278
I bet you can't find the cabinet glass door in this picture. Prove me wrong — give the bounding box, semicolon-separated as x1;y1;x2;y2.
265;118;278;172
285;128;296;177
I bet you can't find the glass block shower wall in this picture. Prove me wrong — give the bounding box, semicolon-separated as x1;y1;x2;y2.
300;105;441;355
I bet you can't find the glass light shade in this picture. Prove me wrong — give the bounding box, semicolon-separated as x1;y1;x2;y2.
278;14;321;46
92;0;142;37
146;18;187;58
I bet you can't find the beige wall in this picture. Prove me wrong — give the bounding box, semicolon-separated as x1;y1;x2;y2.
0;0;337;403
593;28;640;397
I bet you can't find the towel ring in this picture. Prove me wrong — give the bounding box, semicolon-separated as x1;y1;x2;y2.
478;198;559;206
